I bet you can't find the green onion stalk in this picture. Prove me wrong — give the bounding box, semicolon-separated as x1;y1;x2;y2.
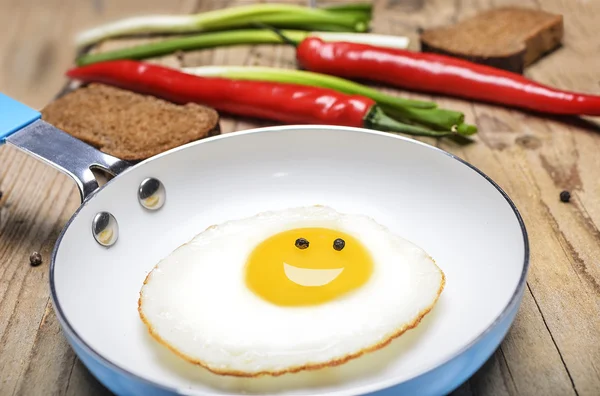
76;29;410;67
75;3;372;49
182;66;477;135
320;3;373;13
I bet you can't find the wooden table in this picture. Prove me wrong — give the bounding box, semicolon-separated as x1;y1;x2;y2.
1;0;599;395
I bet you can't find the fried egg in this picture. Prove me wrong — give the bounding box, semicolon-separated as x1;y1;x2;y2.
139;206;445;377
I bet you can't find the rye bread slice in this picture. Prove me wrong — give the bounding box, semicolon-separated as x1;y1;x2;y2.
41;83;220;161
419;7;563;73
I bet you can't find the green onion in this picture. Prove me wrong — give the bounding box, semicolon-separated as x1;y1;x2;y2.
368;109;459;137
318;4;373;25
182;66;477;134
383;106;465;131
183;66;437;109
75;4;371;49
216;13;368;33
76;30;409;67
304;33;409;49
322;3;373;13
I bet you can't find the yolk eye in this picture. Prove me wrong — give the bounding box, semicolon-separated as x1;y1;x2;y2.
333;238;345;251
246;227;373;306
295;238;310;249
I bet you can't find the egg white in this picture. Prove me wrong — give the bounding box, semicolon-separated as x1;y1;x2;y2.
139;206;445;376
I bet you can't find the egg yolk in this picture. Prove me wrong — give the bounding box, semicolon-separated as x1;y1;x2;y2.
245;227;373;306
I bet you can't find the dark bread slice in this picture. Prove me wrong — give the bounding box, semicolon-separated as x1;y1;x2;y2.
41;83;220;161
419;7;563;73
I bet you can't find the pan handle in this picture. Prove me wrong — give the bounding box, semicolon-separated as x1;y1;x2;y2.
0;93;131;202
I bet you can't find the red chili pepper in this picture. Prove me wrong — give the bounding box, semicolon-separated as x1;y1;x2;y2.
66;60;456;137
296;37;600;116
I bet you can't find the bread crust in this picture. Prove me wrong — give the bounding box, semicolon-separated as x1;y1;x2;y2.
41;83;220;161
419;7;563;73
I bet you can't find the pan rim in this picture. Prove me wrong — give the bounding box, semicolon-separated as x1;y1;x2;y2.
49;125;530;396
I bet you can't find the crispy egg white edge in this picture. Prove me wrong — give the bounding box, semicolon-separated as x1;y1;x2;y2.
139;206;445;376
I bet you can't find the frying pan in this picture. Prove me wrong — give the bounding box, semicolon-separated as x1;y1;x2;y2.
0;93;529;396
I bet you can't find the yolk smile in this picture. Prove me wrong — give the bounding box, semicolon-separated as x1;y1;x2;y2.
245;227;373;306
283;263;344;287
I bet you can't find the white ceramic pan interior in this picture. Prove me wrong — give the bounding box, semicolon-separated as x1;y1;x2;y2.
42;125;528;396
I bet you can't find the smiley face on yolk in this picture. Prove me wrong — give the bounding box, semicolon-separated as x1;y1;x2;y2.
245;227;374;306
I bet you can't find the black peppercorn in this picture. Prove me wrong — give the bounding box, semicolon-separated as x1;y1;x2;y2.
333;238;345;251
560;190;571;203
29;252;43;267
295;238;309;249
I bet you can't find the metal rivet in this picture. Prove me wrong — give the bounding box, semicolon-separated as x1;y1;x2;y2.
138;178;166;210
92;212;119;247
